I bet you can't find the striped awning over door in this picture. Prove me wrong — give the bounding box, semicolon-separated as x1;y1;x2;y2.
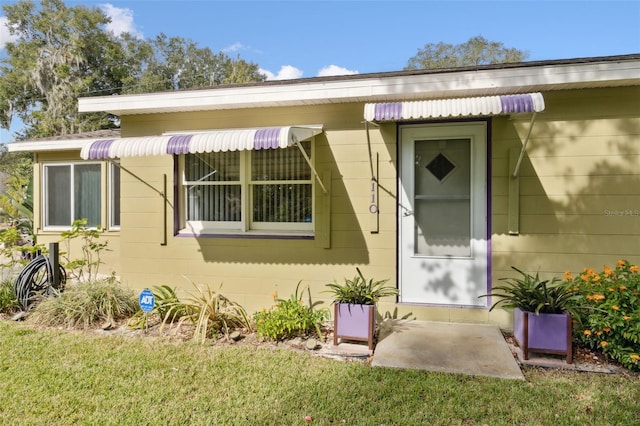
364;93;544;122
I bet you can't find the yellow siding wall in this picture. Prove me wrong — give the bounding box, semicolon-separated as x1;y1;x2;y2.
30;86;639;329
115;103;399;316
491;87;640;285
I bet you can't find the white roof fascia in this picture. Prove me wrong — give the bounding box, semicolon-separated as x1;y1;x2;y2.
7;139;91;153
78;60;640;116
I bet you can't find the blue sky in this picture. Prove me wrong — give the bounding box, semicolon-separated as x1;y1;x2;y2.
1;0;639;142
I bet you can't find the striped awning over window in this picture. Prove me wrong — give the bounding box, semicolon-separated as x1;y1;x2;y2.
80;125;323;160
364;93;545;122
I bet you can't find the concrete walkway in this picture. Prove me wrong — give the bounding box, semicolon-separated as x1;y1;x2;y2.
371;319;525;380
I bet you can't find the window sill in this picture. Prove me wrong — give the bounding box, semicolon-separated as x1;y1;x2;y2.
176;229;314;240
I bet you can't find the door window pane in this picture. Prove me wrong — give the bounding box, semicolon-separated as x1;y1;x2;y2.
414;138;471;257
415;199;470;256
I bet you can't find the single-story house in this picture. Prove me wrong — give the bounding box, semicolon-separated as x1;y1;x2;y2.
8;54;640;328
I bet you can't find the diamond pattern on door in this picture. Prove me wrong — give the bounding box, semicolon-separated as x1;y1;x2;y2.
426;153;456;181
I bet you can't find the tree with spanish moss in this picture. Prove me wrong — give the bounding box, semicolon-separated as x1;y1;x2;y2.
405;35;529;70
0;0;265;141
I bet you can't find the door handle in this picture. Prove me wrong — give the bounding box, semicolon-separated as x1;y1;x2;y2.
403;210;414;217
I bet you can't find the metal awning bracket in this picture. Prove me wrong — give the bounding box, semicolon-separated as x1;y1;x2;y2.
511;112;538;177
108;160;167;200
294;141;328;194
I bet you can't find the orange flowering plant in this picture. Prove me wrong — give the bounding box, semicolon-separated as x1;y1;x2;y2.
566;260;640;371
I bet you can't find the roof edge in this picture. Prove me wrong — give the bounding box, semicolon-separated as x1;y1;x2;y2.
78;54;640;116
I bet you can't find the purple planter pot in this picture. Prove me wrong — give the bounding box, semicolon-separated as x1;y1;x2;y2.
333;303;375;350
513;307;573;363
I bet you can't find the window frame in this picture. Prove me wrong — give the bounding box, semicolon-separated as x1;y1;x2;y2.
178;142;315;237
39;160;120;232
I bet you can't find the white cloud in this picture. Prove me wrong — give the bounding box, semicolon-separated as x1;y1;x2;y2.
317;65;359;77
260;65;304;81
0;16;19;50
100;4;143;38
222;42;245;53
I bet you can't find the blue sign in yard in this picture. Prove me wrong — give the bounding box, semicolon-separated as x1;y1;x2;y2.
139;289;155;313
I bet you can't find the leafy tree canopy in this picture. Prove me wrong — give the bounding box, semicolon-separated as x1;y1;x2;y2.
0;0;265;229
405;35;529;70
1;0;265;141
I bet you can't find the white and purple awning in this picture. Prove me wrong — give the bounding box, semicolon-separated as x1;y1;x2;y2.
80;125;323;160
364;93;545;122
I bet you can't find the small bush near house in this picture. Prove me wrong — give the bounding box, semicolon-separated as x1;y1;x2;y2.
253;282;329;341
566;260;640;371
59;218;110;282
28;277;138;329
0;280;20;314
180;281;251;343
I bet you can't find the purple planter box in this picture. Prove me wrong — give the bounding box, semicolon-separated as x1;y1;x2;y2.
513;307;573;363
333;303;375;349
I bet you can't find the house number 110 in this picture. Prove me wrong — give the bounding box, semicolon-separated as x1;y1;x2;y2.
369;179;378;214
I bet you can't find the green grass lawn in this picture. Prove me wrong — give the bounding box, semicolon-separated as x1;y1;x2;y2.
0;321;638;425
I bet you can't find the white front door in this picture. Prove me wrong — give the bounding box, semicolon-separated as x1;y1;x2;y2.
399;122;488;306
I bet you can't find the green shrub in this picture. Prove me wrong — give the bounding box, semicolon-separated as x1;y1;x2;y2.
566;260;640;371
28;277;138;328
253;282;328;341
0;279;20;313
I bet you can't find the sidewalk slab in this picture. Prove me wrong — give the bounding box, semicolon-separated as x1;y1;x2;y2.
371;319;525;380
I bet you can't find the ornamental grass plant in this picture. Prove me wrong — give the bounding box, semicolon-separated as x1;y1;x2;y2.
179;280;251;343
27;277;138;328
0;279;20;314
566;260;640;371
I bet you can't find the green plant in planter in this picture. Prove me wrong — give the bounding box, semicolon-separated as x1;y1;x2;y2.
326;268;396;349
481;266;582;363
480;267;583;316
325;268;397;305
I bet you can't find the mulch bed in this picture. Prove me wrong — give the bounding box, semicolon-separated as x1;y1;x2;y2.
3;312;634;374
502;331;630;373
